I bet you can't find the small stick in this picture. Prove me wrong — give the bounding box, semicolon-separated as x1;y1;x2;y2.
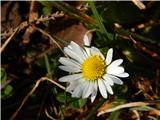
33;26;66;56
45;109;57;120
97;101;160;116
0;27;19;54
132;0;146;10
10;77;65;120
129;36;160;61
0;21;28;54
119;35;160;61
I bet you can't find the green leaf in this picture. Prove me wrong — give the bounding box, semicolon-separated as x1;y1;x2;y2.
42;6;52;16
89;1;113;41
56;93;71;103
109;111;121;120
1;68;7;84
4;85;13;96
71;98;87;108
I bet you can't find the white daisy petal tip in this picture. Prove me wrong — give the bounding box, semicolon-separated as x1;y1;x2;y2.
91;93;96;102
106;48;113;65
115;72;129;78
83;34;90;46
98;80;108;98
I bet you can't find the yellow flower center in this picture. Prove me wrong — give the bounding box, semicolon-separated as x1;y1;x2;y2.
82;55;106;81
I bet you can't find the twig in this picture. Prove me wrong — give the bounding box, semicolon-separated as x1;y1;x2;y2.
29;1;38;22
118;34;160;61
33;26;66;56
114;26;160;47
132;0;146;10
1;11;64;54
132;110;140;120
45;77;65;90
0;27;19;54
10;78;44;120
1;11;64;39
0;21;28;54
36;11;64;24
45;109;57;120
129;36;160;61
97;101;160;116
10;77;65;120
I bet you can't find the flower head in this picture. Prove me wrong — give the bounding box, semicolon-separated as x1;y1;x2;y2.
58;35;129;102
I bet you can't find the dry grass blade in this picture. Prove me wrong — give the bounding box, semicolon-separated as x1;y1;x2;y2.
1;21;28;54
0;27;19;54
33;26;66;56
45;109;57;120
10;77;65;120
97;101;160;116
132;0;146;10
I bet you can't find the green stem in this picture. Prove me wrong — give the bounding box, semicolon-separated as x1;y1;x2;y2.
44;54;52;78
115;28;160;46
89;1;113;41
52;1;96;25
85;98;106;120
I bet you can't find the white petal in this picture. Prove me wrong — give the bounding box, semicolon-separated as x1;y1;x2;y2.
59;74;82;82
116;72;129;78
98;79;107;98
107;59;123;68
84;47;91;56
107;74;123;85
106;48;113;65
107;66;124;75
66;82;77;93
83;34;90;46
103;74;114;86
91;82;98;102
70;41;87;60
83;82;94;98
64;47;83;63
72;84;83;97
59;65;81;73
90;47;105;59
66;79;83;92
59;57;80;68
91;92;97;102
103;80;114;95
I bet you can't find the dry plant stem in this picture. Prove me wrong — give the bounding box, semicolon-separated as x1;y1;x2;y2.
132;110;140;120
1;11;64;54
129;36;160;61
45;109;57;120
131;0;146;10
119;35;160;61
0;27;19;54
45;77;65;90
97;101;160;116
1;11;64;39
33;26;66;56
36;11;64;24
10;77;65;120
1;21;28;54
10;78;44;120
29;1;38;22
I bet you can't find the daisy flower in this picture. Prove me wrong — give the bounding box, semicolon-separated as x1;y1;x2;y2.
58;35;129;102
